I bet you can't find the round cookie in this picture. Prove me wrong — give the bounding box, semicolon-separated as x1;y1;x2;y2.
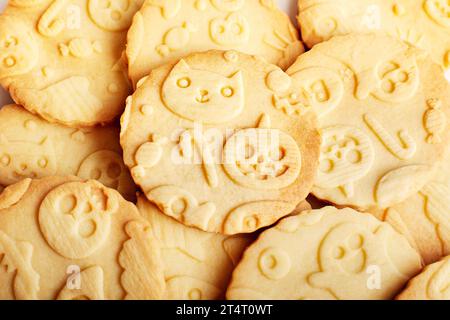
297;0;450;79
137;197;254;300
126;0;304;86
0;176;164;300
397;256;450;300
287;34;450;210
0;0;144;127
226;206;423;300
120;50;320;234
0;104;135;200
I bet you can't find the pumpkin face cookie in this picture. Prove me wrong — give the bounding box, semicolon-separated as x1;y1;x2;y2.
138;197;253;300
0;176;165;300
226;206;422;300
397;256;450;300
298;0;450;78
287;34;450;210
0;104;135;200
126;0;304;86
0;0;144;127
120;51;320;234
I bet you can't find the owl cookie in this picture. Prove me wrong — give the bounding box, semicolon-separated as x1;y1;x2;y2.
137;197;254;300
0;176;165;300
397;256;450;300
0;0;144;126
226;206;422;300
298;0;450;77
126;0;304;86
0;104;135;200
120;50;320;234
287;34;450;210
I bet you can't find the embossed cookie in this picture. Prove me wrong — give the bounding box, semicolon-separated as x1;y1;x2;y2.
120;50;320;234
126;0;304;86
297;0;450;78
0;176;165;300
287;34;450;210
397;256;449;300
226;206;422;300
0;0;144;126
138;197;253;300
0;104;135;200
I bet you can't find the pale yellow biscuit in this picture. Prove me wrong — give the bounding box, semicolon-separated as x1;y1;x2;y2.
137;196;254;300
297;0;450;78
226;206;422;300
0;0;144;127
126;0;304;86
397;256;450;300
0;104;136;200
0;176;165;300
287;34;450;210
121;50;320;234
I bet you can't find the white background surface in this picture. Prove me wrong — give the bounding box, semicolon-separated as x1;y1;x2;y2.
0;0;298;107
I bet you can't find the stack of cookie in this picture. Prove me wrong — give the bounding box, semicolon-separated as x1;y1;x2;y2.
0;0;448;300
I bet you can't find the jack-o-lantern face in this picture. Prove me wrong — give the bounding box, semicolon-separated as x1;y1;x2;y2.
38;181;118;259
0;16;38;78
223;128;302;190
88;0;143;31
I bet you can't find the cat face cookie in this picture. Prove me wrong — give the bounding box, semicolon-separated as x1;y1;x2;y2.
0;0;144;127
120;51;320;234
0;176;165;300
397;256;450;300
287;34;450;210
297;0;450;78
226;206;422;300
137;197;253;300
126;0;304;86
0;104;135;200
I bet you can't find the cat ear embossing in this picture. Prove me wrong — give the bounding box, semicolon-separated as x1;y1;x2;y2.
38;182;118;259
162;60;245;124
0;230;40;300
57;266;105;300
210;13;250;46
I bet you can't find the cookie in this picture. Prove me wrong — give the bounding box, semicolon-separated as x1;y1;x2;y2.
226;206;422;300
0;104;135;200
0;0;144;127
371;156;450;265
0;176;165;300
397;256;449;300
137;196;253;300
126;0;304;86
297;0;450;79
287;34;450;210
120;50;320;234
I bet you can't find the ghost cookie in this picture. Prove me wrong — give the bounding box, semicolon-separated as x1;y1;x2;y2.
397;256;450;300
0;0;144;127
126;0;304;86
0;104;135;200
287;34;450;211
226;206;422;300
0;176;165;300
120;50;320;234
138;197;254;300
298;0;450;78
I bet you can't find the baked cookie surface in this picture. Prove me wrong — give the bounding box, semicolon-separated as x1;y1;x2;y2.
0;104;135;200
126;0;304;86
227;206;422;300
298;0;450;77
0;176;164;300
397;256;450;300
0;0;144;126
287;34;450;210
121;50;320;234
